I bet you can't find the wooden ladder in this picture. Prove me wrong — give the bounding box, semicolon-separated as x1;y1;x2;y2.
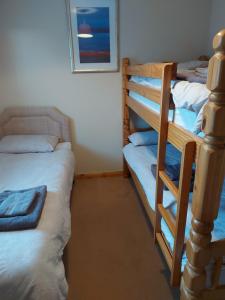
152;62;196;286
154;140;196;286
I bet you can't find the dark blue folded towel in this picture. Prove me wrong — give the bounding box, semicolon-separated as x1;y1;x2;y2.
0;186;47;231
0;190;37;217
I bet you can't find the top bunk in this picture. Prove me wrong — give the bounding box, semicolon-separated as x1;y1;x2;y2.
122;58;209;151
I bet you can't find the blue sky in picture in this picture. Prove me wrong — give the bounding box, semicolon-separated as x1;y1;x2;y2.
77;7;111;63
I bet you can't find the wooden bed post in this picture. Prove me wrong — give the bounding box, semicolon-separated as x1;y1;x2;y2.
180;29;225;300
122;58;131;177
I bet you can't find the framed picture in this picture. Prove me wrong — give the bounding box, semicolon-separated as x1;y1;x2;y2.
66;0;118;73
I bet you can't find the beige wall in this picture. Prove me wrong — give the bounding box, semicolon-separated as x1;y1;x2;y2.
208;0;225;54
0;0;211;174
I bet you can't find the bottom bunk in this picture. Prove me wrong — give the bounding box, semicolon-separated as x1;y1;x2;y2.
123;141;225;288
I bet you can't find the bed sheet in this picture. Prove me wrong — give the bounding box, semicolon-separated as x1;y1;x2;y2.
0;143;75;300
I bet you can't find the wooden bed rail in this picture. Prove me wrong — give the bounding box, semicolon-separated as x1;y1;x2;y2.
125;61;177;79
180;29;225;300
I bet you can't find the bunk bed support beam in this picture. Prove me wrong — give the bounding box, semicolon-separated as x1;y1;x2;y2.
180;29;225;300
122;58;131;177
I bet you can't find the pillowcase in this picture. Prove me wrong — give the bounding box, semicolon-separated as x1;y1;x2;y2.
0;135;59;154
128;130;158;146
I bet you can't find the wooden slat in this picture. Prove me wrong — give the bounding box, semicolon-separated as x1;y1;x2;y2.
167;122;202;151
126;96;160;131
126;63;166;79
159;170;179;200
211;239;225;258
126;81;161;105
203;286;225;300
158;204;176;237
156;233;173;270
171;141;196;287
127;164;155;226
154;63;174;240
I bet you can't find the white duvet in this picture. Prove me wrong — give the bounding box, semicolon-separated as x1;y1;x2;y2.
0;143;75;300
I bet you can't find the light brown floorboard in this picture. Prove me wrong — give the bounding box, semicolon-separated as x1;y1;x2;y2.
66;177;179;300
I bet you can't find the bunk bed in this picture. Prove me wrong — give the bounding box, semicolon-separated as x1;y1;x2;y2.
122;29;225;300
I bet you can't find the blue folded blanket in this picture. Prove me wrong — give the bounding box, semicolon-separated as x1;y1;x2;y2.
0;186;47;231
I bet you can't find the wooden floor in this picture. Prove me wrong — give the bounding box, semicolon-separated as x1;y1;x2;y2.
65;176;180;300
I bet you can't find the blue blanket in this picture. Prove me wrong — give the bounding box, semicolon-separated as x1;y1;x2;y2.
149;144;195;191
0;190;37;217
0;186;47;231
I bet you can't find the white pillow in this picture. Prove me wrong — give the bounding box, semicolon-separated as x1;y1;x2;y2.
128;130;158;146
0;135;59;153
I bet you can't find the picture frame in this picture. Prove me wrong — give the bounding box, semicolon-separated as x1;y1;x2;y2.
66;0;119;73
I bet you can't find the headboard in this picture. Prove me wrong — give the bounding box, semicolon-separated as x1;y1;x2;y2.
0;107;71;142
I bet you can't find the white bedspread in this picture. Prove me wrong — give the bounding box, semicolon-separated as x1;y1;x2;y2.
0;143;75;300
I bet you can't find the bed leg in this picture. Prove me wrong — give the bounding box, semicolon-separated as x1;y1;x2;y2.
180;29;225;300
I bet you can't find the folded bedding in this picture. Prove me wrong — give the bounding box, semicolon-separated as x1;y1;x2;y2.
0;186;47;231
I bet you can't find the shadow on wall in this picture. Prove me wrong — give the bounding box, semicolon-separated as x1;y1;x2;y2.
75;144;123;175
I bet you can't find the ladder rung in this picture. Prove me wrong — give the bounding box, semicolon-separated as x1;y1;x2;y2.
159;170;179;200
158;204;176;237
156;233;173;270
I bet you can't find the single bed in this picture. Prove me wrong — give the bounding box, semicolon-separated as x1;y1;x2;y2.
0;107;75;300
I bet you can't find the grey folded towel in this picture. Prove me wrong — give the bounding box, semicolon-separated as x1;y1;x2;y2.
0;185;47;231
0;190;37;217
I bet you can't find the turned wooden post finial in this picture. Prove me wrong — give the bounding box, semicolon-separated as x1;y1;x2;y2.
181;29;225;300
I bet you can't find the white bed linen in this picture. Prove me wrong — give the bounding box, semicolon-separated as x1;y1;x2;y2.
0;143;75;300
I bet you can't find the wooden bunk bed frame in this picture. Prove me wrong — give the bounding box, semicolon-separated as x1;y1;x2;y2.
122;29;225;300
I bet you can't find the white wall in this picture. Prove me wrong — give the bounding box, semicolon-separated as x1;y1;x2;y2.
208;0;225;54
0;0;212;174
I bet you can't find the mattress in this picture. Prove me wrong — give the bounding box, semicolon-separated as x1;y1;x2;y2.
0;142;75;300
123;143;225;285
